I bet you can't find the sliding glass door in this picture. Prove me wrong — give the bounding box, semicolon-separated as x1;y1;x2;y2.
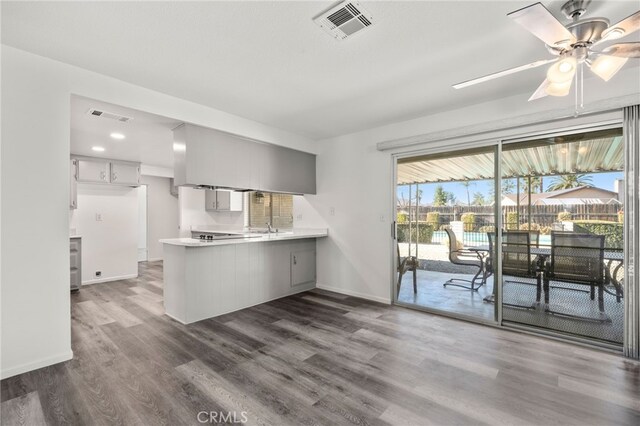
500;128;625;345
395;146;498;323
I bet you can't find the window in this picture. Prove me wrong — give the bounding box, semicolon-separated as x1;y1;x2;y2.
246;192;293;229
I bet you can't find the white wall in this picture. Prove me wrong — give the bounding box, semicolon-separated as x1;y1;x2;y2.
0;46;315;379
141;175;179;261
69;184;139;284
178;187;244;236
309;68;640;304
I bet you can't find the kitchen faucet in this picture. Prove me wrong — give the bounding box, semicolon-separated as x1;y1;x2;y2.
266;222;278;234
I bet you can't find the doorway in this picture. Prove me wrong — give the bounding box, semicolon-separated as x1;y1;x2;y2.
393;125;626;348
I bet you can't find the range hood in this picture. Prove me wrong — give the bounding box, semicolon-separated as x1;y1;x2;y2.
173;124;316;195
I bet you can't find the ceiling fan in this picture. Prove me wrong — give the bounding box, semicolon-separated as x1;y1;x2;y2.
453;0;640;101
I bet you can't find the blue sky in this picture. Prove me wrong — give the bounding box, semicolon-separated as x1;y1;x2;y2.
397;171;623;206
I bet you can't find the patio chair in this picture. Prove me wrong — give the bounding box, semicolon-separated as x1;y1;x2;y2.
503;231;542;304
543;232;606;319
443;228;484;291
397;244;418;296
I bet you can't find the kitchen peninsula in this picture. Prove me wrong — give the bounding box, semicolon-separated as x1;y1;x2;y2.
161;229;327;324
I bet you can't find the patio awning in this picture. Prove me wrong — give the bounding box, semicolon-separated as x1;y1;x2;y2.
397;128;623;185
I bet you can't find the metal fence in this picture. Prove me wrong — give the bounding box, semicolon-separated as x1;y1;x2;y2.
397;204;623;247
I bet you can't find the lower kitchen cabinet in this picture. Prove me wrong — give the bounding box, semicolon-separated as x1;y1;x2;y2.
70;237;82;291
163;238;317;324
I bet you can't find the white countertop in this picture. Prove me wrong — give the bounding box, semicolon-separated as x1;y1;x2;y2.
70;235;82;239
161;228;328;247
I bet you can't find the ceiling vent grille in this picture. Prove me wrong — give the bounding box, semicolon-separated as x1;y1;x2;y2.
86;108;133;123
313;1;373;40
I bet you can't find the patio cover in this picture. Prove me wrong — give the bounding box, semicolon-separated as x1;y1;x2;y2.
397;128;623;185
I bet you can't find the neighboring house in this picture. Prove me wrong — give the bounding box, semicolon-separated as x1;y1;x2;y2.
501;186;622;206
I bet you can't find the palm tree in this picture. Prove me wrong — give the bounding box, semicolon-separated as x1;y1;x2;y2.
460;181;474;206
472;192;486;206
546;174;593;191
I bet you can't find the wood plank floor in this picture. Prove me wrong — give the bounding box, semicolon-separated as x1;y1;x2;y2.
2;261;639;425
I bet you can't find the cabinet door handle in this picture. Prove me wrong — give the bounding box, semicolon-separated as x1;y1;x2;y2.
112;172;118;181
293;255;297;265
100;171;106;181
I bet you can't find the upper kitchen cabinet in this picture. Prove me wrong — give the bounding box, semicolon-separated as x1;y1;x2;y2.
173;124;316;194
76;157;110;184
70;159;78;209
205;189;243;212
73;156;140;187
110;161;140;186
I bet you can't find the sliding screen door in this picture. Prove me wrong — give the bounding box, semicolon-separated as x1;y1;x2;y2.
395;146;498;323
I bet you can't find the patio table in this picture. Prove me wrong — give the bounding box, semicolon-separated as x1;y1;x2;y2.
472;245;624;309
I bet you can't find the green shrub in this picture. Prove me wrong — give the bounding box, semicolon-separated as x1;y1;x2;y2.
618;210;624;223
557;211;572;221
396;223;434;244
426;212;440;226
519;223;540;231
540;226;552;235
572;220;623;249
506;212;518;230
478;225;495;233
397;212;408;224
461;213;475;231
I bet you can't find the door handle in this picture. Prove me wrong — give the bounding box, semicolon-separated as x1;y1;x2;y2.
100;171;106;181
112;172;118;181
293;255;297;265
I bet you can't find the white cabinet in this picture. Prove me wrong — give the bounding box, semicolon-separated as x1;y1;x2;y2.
205;190;243;212
291;248;316;287
70;159;78;209
70;237;82;291
77;158;110;183
111;162;140;186
173;123;316;194
72;156;140;187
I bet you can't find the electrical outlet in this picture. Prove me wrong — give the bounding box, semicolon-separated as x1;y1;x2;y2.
95;271;102;277
95;213;103;221
330;207;335;216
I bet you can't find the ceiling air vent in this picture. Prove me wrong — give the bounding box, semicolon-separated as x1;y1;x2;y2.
86;108;133;123
313;1;373;41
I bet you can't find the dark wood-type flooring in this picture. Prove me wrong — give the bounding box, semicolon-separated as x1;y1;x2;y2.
2;261;639;425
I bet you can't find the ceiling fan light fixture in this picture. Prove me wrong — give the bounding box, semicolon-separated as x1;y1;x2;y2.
602;27;625;40
545;80;572;96
547;57;577;83
589;55;628;81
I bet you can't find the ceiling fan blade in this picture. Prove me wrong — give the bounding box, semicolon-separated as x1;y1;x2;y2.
588;54;629;81
508;2;576;48
602;42;640;58
528;79;549;101
453;59;557;89
601;10;640;40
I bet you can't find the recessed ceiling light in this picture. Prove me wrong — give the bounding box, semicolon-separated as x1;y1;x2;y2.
110;132;125;140
92;146;105;152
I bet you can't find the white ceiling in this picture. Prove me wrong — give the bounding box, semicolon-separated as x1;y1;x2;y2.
71;96;180;168
3;1;640;140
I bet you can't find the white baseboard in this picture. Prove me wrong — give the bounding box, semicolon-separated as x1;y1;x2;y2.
82;273;138;286
1;350;73;380
315;283;391;304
